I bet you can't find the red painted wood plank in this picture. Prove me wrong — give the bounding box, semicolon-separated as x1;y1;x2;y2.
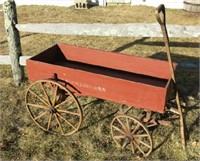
58;44;176;80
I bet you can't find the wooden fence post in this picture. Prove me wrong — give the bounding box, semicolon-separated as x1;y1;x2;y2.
3;0;24;87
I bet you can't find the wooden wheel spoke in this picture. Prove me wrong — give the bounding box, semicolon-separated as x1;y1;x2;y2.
52;85;58;106
67;105;79;112
130;142;135;154
126;117;130;131
133;134;149;138
56;112;76;130
113;135;126;140
28;89;49;106
131;122;141;134
122;140;130;149
40;82;51;106
116;117;127;131
135;138;151;149
34;111;48;120
47;113;53;131
133;140;145;156
114;140;121;148
27;103;48;110
112;125;126;135
57;109;80;116
55;96;72;109
54;113;64;135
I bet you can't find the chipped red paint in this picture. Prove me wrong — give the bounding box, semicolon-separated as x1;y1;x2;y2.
26;44;176;113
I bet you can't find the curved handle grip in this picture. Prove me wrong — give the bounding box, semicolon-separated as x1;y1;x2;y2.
155;4;166;26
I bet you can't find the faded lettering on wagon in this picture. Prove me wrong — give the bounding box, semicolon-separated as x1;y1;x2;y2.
71;81;106;92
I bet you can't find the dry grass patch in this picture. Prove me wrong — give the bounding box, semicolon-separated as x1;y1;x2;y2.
0;4;199;160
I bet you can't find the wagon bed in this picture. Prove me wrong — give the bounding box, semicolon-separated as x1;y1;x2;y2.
27;44;175;113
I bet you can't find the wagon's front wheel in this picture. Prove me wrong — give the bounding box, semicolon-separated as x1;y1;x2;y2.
25;79;83;136
110;115;153;157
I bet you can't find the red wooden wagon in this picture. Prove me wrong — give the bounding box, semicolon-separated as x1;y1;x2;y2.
25;5;185;157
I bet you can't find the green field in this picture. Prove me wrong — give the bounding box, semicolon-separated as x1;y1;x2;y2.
0;4;199;160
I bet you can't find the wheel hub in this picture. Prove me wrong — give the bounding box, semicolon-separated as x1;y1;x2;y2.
125;136;132;143
49;106;57;113
126;131;134;140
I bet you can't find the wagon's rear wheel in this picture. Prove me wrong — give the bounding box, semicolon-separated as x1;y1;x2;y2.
110;115;153;157
25;79;83;136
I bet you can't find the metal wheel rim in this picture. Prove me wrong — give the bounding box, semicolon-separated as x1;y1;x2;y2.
110;114;153;157
25;79;83;136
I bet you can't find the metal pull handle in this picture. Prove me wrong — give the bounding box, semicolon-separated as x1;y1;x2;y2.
155;4;166;26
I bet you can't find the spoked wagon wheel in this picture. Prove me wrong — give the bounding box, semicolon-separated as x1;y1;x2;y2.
110;115;153;157
25;79;83;136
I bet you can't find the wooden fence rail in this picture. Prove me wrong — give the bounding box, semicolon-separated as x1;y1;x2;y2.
0;55;30;66
15;23;200;37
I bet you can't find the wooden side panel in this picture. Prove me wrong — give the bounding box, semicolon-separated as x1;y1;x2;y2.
27;60;167;113
58;43;176;80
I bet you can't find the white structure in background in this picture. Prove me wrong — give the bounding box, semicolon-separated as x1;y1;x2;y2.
100;0;184;8
106;0;131;4
0;0;74;6
0;0;184;9
131;0;184;9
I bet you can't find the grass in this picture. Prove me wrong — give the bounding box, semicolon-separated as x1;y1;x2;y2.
0;4;200;160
